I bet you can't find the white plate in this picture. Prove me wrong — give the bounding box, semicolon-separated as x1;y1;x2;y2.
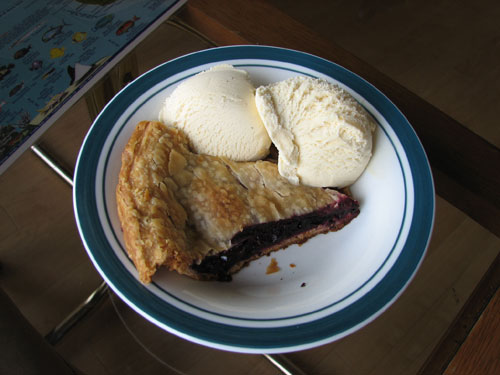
73;46;435;353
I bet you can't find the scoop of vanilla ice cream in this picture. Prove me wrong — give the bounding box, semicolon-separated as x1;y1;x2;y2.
255;76;376;188
159;64;271;161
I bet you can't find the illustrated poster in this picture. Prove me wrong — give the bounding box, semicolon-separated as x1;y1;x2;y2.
0;0;183;171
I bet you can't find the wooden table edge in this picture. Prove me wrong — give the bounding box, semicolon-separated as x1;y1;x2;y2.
418;252;500;374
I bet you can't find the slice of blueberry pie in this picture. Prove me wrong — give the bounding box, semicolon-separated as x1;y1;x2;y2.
116;121;360;283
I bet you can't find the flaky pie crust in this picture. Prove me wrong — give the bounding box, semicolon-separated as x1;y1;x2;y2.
116;121;348;283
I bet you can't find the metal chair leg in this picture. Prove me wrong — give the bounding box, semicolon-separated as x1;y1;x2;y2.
45;281;109;345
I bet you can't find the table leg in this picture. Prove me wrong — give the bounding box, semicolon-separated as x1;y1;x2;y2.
30;144;73;187
45;281;109;345
30;143;110;346
263;354;308;375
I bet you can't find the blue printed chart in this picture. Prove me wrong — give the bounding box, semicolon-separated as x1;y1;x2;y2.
0;0;185;174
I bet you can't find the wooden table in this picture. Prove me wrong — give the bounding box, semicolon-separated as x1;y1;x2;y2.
0;1;498;374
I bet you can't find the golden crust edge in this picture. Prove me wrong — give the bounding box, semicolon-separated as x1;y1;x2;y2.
116;121;194;283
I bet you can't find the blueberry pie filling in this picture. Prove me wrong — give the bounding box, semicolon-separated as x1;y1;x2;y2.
192;198;359;281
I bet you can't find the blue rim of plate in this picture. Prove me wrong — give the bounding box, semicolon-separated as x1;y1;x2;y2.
73;45;435;353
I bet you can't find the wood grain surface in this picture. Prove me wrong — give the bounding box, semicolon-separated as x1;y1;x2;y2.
444;288;500;375
419;253;500;374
